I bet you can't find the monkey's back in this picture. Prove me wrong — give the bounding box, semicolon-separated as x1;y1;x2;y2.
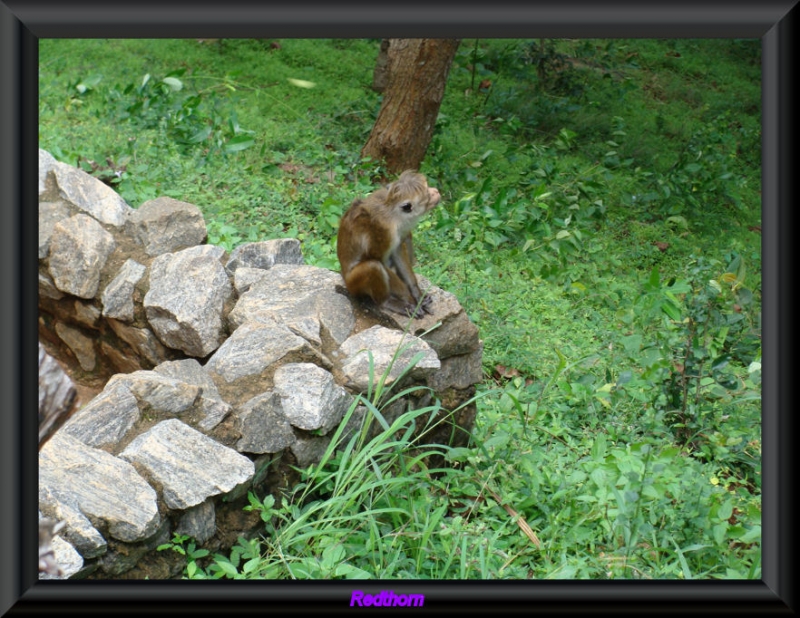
336;197;396;275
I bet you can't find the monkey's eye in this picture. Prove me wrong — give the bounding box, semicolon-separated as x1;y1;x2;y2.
400;202;413;213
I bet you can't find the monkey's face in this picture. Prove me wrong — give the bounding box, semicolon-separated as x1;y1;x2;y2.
388;171;441;235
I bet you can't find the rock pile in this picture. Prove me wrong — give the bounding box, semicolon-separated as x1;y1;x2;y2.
37;150;482;579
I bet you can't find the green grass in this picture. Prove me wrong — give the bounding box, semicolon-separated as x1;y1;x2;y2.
40;37;761;580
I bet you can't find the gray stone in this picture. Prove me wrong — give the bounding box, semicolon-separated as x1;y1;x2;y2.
39;148;58;198
62;380;140;449
39;200;72;259
229;264;354;346
98;520;171;577
234;392;295;454
48;214;116;299
175;500;216;544
205;321;317;386
102;259;146;322
39;272;64;300
130;197;208;257
273;363;351;433
225;238;304;273
107;319;169;366
38;342;77;439
47;160;130;227
389;276;481;360
38;534;85;580
39;432;161;543
153;358;219;396
37;512;86;580
38;486;108;560
107;371;202;416
144;245;233;357
232;267;269;296
119;419;255;510
427;343;485;392
99;340;146;375
290;434;332;469
339;325;440;392
190;397;232;433
73;300;102;328
54;322;96;372
153;358;231;431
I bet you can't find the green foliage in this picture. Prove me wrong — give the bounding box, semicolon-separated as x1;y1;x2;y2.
163;351;497;580
157;533;211;579
618;255;761;479
40;38;761;580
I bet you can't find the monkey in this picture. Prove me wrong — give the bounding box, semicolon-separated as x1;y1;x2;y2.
336;170;441;319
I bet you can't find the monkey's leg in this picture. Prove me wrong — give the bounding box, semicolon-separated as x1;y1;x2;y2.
384;268;430;318
345;258;427;318
344;260;391;306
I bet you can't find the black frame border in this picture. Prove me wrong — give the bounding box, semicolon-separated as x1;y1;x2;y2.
1;1;795;614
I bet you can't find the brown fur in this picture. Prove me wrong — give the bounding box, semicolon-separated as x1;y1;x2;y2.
336;171;440;318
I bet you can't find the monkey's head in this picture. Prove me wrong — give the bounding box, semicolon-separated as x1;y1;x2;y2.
385;170;441;236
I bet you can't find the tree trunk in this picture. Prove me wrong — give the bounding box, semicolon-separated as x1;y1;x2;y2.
362;38;460;175
371;39;391;93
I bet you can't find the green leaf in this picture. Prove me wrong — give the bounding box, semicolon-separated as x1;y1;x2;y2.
712;522;727;545
287;78;316;89
661;301;682;321
591;434;607;460
187;126;212;144
589;467;607;488
717;499;734;521
321;543;346;570
224;134;256;153
647;267;660;290
739;525;761;544
666;215;689;230
162;76;184;91
243;557;262;574
671;540;695;579
216;559;240;578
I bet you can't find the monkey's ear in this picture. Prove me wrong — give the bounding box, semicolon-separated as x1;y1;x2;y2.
386;180;401;201
397;170;418;184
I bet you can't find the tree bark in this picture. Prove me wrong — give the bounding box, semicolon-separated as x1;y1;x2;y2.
362;38;460;175
371;39;391;93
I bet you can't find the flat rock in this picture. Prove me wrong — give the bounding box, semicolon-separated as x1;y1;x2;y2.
119;419;255;509
144;245;233;357
130;197;208;257
234;392;296;455
339;325;440;392
101;259;146;322
45;159;131;227
61;380;140;449
48;214;116;299
225;238;304;274
273;362;351;433
39;432;161;544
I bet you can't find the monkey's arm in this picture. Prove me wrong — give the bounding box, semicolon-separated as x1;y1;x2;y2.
388;235;432;317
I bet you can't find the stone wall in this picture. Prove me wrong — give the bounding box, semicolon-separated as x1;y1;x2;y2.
37;150;483;579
